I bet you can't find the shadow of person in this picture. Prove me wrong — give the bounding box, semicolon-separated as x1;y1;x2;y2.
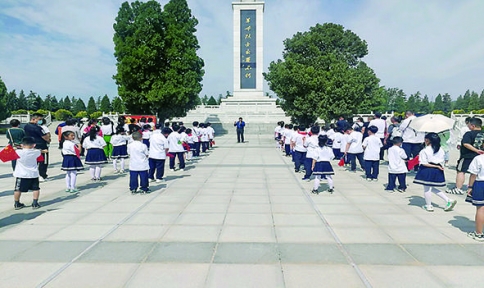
407;195;443;209
0;211;45;228
448;216;475;233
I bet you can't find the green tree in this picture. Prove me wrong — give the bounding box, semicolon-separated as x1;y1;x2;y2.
207;96;217;105
58;98;65;111
201;95;208;105
194;96;201;105
73;98;86;115
26;91;37;110
75;111;88;119
51;95;59;111
421;94;431;113
384;87;407;112
17;90;27;110
406;91;422;113
263;23;379;124
71;97;78;112
113;0;204;123
87;96;97;115
64;96;72;110
34;95;43;111
0;76;10;120
217;93;223;105
100;94;111;112
442;93;452;112
468;91;480;111
53;109;73;121
433;94;444;111
6;89;18;111
454;95;465;110
112;96;125;113
96;96;102;110
479;89;484;109
42;94;53;111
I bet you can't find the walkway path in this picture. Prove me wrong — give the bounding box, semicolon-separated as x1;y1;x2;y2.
0;134;482;287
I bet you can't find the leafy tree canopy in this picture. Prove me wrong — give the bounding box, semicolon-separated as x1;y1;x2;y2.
113;0;204;123
87;96;97;115
263;23;379;124
0;76;10;120
100;94;111;112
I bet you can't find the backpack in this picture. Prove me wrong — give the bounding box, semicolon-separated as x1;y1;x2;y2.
390;124;402;139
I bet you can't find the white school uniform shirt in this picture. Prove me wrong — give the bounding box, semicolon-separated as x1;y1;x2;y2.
418;146;445;166
127;141;149;171
316;146;335;162
369;118;386;139
149;131;168;160
326;129;335;139
142;130;152;140
387;145;408;174
13;149;41;178
290;130;299;146
283;129;293;145
468;154;484;181
318;130;327;136
304;135;319;159
186;134;197;144
207;126;215;139
331;132;343;149
191;127;200;142
111;134;131;146
400;115;425;144
199;128;209;142
62;140;77;156
346;131;364;154
274;126;282;137
82;136;106;149
167;132;185;152
100;124;114;136
179;132;188;143
293;132;308;152
363;134;383;161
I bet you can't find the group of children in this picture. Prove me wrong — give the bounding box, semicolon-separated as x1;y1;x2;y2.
275;121;458;213
12;118;215;210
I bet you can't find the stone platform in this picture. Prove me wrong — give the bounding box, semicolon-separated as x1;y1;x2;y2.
0;133;482;287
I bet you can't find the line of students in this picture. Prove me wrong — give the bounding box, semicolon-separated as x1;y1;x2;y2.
11;119;215;210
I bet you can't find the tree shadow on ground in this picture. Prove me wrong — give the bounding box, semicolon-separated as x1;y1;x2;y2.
102;174;126;181
164;175;191;181
448;216;474;233
77;182;105;191
46;174;67;181
0;190;12;198
41;193;79;208
0;173;13;179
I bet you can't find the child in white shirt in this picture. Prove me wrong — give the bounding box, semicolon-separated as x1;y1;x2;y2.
13;137;44;210
385;136;408;192
127;131;150;194
362;126;383;181
343;126;364;172
331;128;344;159
311;135;335;194
141;124;153;149
60;131;84;193
282;124;293;157
303;126;320;181
291;125;308;173
111;127;132;173
167;125;186;171
83;126;107;181
466;154;484;241
148;126;169;182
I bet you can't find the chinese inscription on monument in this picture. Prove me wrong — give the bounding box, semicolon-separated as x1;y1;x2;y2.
240;9;256;89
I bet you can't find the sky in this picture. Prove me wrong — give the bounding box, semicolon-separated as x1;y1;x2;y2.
0;0;483;103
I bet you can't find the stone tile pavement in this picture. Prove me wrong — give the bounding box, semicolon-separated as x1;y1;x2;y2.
0;133;482;287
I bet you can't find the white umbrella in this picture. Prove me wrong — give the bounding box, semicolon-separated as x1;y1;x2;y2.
409;114;455;133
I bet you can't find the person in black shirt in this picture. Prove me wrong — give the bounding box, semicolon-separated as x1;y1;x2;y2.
447;117;484;195
6;119;25;170
23;113;50;181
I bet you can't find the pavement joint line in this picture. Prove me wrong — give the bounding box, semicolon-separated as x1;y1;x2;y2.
264;144;287;288
281;150;373;288
35;171;188;288
123;148;221;288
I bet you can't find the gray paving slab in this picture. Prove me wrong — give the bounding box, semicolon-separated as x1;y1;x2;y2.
0;134;483;287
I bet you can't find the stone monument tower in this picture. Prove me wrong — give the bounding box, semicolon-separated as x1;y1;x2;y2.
174;0;289;134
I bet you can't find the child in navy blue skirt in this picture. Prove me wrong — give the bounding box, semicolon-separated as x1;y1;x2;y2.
83;126;108;181
311;135;335;194
466;154;484;241
60;131;84;193
413;133;457;212
111;127;131;173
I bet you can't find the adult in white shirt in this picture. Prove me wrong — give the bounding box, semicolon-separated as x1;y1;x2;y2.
167;125;185;171
148;128;169;182
344;126;364;172
369;112;386;160
399;111;425;169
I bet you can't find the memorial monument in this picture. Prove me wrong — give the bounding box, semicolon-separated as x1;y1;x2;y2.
175;0;290;134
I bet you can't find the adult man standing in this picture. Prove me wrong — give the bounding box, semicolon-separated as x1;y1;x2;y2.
369;112;386;161
234;117;245;143
23;113;50;181
336;116;348;132
447;117;484;195
399;111;425;170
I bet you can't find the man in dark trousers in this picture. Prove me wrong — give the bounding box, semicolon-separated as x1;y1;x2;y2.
234;117;245;143
23;113;50;181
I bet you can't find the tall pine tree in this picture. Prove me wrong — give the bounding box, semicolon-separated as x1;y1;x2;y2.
0;76;10;120
442;93;452;112
468;91;480;111
87;96;97;115
100;94;111;112
6;89;18;111
64;96;72;110
17;90;27;110
433;94;444;112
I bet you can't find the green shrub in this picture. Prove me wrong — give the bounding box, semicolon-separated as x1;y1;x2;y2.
90;111;103;119
432;111;445;115
75;111;88;119
35;109;50;116
0;128;7;134
471;109;484;114
10;109;28;115
452;109;465;114
54;109;73;121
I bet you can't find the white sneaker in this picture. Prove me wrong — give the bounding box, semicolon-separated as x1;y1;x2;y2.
114;169;120;174
120;169;125;173
180;169;185;172
149;178;155;182
39;176;45;182
170;169;175;172
422;205;434;212
156;179;165;183
444;199;457;211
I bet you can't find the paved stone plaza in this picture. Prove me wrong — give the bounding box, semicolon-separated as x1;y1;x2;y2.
0;133;483;287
